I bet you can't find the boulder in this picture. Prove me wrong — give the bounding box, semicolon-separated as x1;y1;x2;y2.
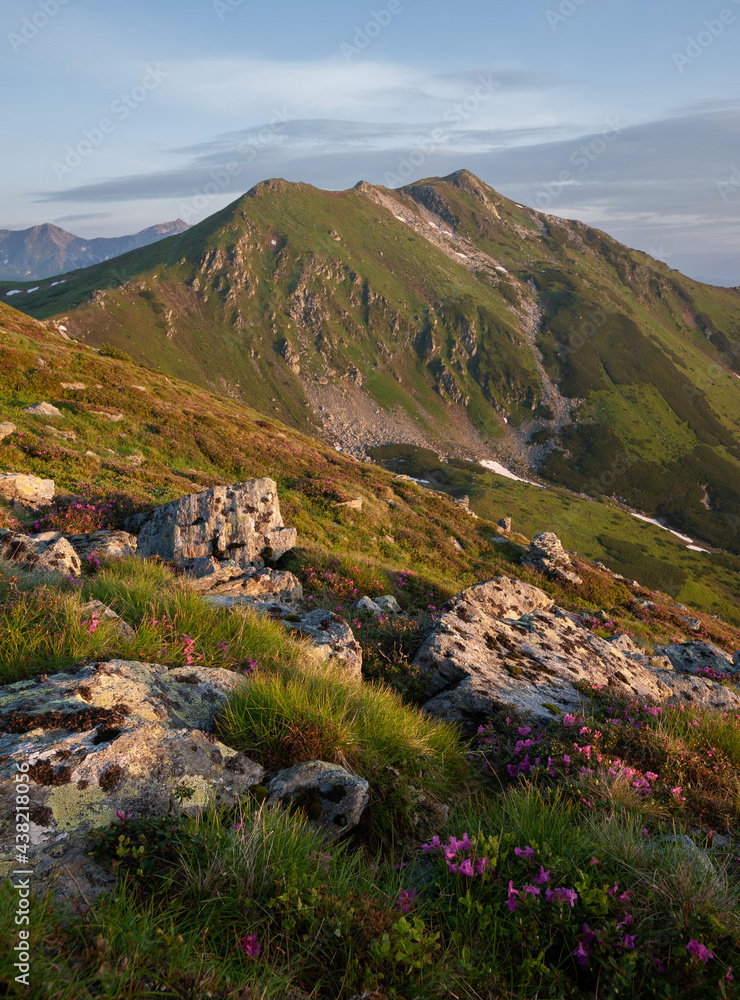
44;424;77;441
0;421;16;441
0;531;81;577
357;596;382;615
24;402;63;417
65;529;138;561
524;531;582;585
60;382;87;391
267;761;369;841
0;661;262;901
375;595;403;614
192;564;302;603
125;478;297;575
652;641;736;676
498;517;512;532
412;576;740;728
284;610;362;681
0;473;55;507
333;498;363;511
79;599;135;640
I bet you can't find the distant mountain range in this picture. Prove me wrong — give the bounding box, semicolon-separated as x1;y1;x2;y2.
6;170;740;554
0;220;189;281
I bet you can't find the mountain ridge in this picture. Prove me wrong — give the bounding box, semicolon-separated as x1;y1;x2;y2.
4;169;740;554
0;219;189;281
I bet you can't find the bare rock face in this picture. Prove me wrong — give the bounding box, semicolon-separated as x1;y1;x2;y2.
267;760;369;841
0;421;17;441
0;472;55;506
0;531;81;576
125;478;297;575
413;576;740;728
284;610;363;681
524;531;582;585
66;529;138;561
0;661;261;901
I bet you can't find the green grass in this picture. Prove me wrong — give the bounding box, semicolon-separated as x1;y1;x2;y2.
217;656;467;840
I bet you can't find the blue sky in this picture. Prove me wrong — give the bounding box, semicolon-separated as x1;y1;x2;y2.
1;0;739;280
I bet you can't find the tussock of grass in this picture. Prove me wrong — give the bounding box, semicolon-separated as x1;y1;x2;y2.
217;657;468;838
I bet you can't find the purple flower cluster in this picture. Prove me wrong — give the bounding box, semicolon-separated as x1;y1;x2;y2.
422;833;489;878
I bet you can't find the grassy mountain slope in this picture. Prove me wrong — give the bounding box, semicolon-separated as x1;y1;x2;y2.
3;171;740;556
2;302;740;998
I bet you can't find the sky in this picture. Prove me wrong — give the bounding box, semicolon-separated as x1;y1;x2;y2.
1;0;739;283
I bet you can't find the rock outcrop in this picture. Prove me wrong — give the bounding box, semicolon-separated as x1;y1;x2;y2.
0;661;261;900
0;472;55;507
413;576;740;727
266;761;369;841
524;531;582;585
0;531;81;577
125;478;297;577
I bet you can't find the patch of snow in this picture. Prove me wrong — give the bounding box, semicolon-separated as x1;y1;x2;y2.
479;459;545;488
57;325;67;332
26;286;40;293
407;477;430;484
6;290;22;296
687;545;710;553
455;252;467;258
428;221;439;229
515;203;524;208
495;265;508;273
629;512;694;544
394;215;405;221
270;239;277;246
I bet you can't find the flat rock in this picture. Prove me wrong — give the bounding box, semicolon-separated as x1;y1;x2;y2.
413;576;740;727
267;761;369;841
126;478;297;574
0;660;261;901
65;529;138;561
0;473;55;506
92;411;125;422
208;567;303;602
0;659;247;732
60;382;87;391
44;424;77;441
24;402;62;417
0;421;16;441
0;531;81;577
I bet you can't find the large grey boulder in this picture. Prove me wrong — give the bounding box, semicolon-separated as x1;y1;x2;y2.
0;531;81;577
0;661;261;902
267;761;369;841
125;478;297;575
413;576;740;727
0;472;55;506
